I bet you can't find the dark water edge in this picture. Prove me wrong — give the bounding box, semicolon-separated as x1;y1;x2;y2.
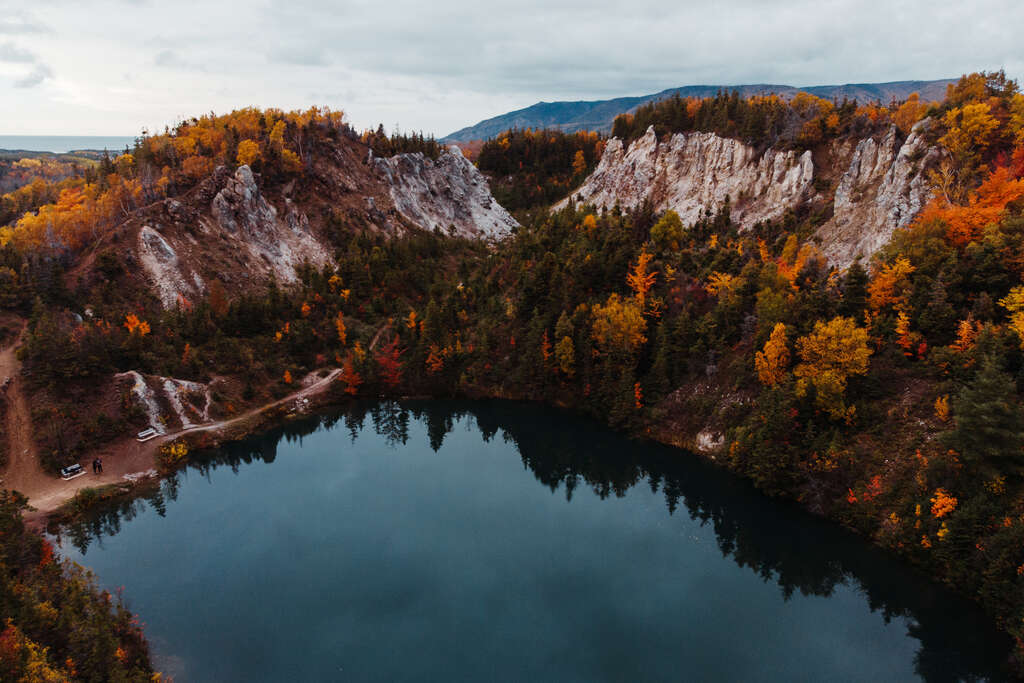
53;399;1015;681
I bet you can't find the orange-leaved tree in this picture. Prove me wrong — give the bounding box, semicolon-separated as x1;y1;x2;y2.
916;166;1024;247
755;323;790;386
338;353;362;395
335;312;347;346
374;336;405;389
626;250;657;312
123;314;150;337
867;257;915;311
572;150;587;176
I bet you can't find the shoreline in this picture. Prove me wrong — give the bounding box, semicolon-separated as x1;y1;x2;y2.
22;382;1024;674
17;368;341;528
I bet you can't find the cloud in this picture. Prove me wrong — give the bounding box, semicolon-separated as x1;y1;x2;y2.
15;64;53;88
0;41;54;88
0;42;36;63
0;13;49;35
245;0;1024;104
154;49;185;67
269;44;330;67
4;0;1023;135
153;48;205;72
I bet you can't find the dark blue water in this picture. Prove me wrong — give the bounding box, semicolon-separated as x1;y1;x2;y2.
56;401;1012;682
0;135;136;153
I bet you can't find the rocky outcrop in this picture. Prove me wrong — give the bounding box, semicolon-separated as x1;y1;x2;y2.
118;371;216;432
137;165;332;307
816;122;941;267
374;147;518;238
211;165;278;239
137;225;202;308
128;144;517;308
559;127;815;228
209;165;329;280
562;123;941;268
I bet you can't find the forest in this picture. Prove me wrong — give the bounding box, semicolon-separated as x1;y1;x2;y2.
0;491;153;682
1;71;1024;677
475;128;605;214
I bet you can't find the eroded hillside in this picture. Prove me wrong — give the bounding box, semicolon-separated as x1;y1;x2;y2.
66;131;515;309
561;122;940;267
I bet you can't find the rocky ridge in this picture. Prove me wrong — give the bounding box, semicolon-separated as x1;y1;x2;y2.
373;147;518;239
562;124;941;267
558;127;815;228
125;141;517;308
815;120;941;266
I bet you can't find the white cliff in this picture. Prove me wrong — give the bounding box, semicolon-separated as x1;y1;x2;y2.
208;165;330;282
374;147;519;239
816;122;941;267
137;225;199;309
561;123;941;268
136;150;518;307
558;127;815;228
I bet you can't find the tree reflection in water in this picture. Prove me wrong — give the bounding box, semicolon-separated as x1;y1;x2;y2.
55;400;1014;682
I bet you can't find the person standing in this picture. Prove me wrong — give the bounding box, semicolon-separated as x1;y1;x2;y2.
96;457;103;474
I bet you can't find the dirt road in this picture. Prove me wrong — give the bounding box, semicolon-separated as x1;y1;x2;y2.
0;335;341;517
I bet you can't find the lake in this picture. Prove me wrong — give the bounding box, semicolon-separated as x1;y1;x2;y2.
55;401;1012;682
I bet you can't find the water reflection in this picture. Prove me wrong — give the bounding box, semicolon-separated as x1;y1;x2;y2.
56;400;1013;681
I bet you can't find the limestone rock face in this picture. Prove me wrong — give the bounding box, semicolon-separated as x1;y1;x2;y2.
207;164;329;282
211;165;280;243
374;147;518;238
128;142;518;308
558;126;815;228
561;123;942;267
137;225;198;308
816;122;941;267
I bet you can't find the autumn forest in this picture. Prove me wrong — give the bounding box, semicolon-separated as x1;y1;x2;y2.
1;71;1024;679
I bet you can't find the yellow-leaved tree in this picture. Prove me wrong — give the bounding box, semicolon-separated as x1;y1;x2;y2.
236;139;261;167
999;286;1024;348
892;93;932;134
591;293;647;355
555;336;575;377
755;323;790;386
794;317;872;421
940;102;999;164
572;150;586;176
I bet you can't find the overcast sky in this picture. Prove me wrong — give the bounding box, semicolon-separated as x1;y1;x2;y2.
1;0;1022;138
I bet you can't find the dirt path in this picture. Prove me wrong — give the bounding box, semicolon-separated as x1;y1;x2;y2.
0;326;46;496
1;352;341;518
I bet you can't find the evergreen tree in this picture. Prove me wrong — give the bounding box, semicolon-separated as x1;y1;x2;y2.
839;260;869;319
947;356;1024;473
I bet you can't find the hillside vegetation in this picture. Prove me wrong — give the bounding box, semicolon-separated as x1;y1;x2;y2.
442;78;955;141
476;128;605;214
0;491;153;681
2;72;1024;676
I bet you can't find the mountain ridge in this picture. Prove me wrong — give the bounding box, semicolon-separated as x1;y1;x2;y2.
442;79;956;141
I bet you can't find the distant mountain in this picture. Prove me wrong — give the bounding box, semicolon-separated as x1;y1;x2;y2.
442;79;955;142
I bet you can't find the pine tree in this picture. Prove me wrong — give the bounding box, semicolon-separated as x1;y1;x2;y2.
946;356;1024;472
839;260;869;318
